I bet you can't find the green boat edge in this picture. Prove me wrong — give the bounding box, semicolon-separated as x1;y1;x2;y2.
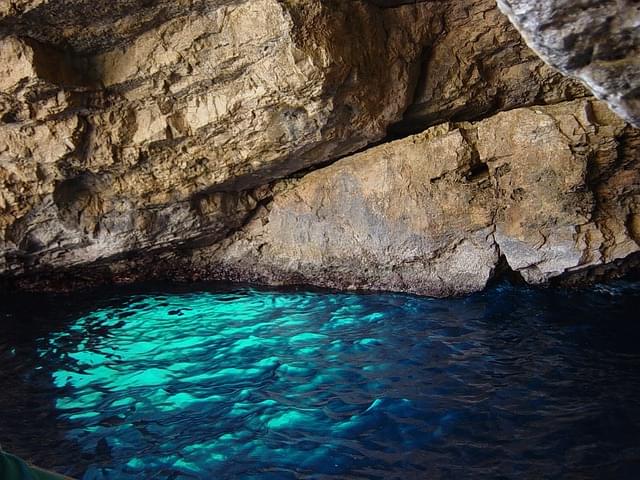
1;450;75;480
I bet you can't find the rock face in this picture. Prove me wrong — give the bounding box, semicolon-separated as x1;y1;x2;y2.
1;0;639;295
497;0;640;127
0;0;438;275
394;0;590;133
201;99;640;296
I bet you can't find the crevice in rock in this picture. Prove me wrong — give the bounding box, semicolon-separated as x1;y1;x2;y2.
389;92;594;139
366;0;435;7
1;110;18;123
270;130;418;184
465;162;490;183
487;254;525;288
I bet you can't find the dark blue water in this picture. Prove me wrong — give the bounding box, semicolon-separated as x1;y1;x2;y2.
1;281;640;479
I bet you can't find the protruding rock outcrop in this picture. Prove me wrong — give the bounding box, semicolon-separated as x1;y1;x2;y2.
497;0;640;127
196;99;639;296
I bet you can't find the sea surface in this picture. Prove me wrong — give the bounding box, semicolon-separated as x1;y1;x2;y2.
1;281;640;479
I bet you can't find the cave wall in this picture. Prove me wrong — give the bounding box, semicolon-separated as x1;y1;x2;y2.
1;0;639;295
497;0;640;127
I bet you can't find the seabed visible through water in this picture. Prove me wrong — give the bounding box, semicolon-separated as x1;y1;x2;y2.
1;280;640;479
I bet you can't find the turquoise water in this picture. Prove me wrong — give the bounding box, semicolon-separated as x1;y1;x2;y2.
1;282;640;478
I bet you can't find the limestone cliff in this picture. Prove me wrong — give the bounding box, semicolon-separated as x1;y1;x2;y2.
1;0;639;295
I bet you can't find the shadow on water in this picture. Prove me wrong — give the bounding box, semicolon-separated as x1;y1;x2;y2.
1;280;640;479
0;293;98;478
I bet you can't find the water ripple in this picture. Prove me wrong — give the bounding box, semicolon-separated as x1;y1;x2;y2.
1;281;640;479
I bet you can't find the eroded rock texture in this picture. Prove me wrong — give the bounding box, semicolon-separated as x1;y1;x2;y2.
394;0;590;133
497;0;640;127
0;0;438;275
200;99;640;296
1;0;639;295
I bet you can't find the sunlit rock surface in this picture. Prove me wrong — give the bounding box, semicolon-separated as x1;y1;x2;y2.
204;99;640;296
0;0;437;274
